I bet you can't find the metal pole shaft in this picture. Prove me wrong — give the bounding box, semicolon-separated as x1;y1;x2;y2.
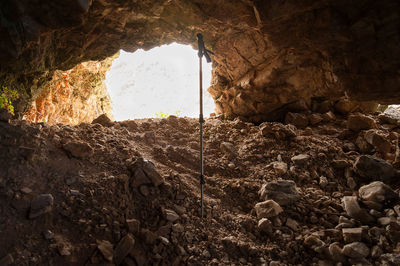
199;55;204;219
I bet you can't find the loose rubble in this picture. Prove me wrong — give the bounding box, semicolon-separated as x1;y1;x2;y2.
1;107;400;265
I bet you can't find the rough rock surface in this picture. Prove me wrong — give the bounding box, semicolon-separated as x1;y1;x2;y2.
0;1;399;122
23;58;114;125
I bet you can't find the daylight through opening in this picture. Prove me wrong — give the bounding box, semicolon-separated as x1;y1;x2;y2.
105;43;214;120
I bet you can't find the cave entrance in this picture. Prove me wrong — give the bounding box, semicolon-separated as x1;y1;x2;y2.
105;43;214;120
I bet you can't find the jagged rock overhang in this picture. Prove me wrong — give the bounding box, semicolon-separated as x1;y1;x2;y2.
0;0;399;121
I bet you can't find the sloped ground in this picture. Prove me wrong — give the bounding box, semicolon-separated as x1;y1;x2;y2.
0;109;400;265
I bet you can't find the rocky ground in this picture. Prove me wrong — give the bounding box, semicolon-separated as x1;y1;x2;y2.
1;105;400;265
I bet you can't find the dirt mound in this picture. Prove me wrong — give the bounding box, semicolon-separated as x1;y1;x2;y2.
1;112;400;265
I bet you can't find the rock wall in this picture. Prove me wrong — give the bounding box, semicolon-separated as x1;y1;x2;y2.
23;57;114;125
0;0;399;122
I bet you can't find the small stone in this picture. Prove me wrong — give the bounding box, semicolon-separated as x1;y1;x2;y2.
364;129;392;154
332;160;351;169
309;114;323;125
139;185;149;196
378;107;400;125
304;235;325;251
328;242;346;262
92;114;113;127
126;218;140;233
254;200;283;219
257;218;273;234
347;113;376;131
347;176;357;190
97;240;113;262
342;196;375;224
220;142;236;157
358;181;398;204
29;194;54;219
159;236;170;245
259;180;300;206
370;245;382;258
165;209;179;222
353;155;396;183
342;228;362;243
394;205;400;217
285;218;299;231
341;242;370;259
43;229;54;240
63;141;93;158
129;158;163;187
285;112;308;128
319;176;328;188
377;217;392;226
272;161;288;175
291;154;310;165
113;234;135;265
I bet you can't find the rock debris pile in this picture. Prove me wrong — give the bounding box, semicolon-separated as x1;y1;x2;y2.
1;106;400;265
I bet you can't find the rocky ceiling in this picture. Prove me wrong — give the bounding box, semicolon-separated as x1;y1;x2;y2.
0;0;399;122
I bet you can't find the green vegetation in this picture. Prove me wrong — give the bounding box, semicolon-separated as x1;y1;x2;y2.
0;86;19;115
154;110;181;119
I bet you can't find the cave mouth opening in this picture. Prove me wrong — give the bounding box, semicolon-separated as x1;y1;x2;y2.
105;43;215;121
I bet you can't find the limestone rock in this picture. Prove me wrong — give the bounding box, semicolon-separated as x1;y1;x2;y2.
341;242;370;259
308;113;323;125
363;129;392;154
113;234;135;265
165;209;179;222
342;196;375;224
285;112;308;128
347;113;376;131
257;218;273;234
353;155;396;183
328;242;346;262
129;158;163;187
63;141;94;159
92;114;113;127
291;154;310;165
259;180;300;206
358;181;398;204
254;200;283;219
378;107;400;125
342;228;362;243
285;218;299;231
29;194;54;219
97;240;113;262
271;161;288;175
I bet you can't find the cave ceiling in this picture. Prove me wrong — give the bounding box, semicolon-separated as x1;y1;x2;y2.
0;0;399;121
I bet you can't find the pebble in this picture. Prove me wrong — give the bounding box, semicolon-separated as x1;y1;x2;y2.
29;194;54;219
359;181;398;204
113;234;135;265
259;180;300;206
258;218;273;234
165;209;180;222
341;242;370;259
342;196;375;224
291;154;310;165
254;200;283;219
97;240;113;262
342;228;362;243
285;218;299;231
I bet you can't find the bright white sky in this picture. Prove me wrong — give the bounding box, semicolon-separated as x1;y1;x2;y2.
105;43;214;120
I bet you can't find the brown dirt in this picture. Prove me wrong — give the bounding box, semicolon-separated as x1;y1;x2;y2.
0;113;399;265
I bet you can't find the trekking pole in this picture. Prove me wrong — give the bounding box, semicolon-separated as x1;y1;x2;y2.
197;33;213;219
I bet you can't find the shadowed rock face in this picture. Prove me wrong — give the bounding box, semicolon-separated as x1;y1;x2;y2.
0;0;399;121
